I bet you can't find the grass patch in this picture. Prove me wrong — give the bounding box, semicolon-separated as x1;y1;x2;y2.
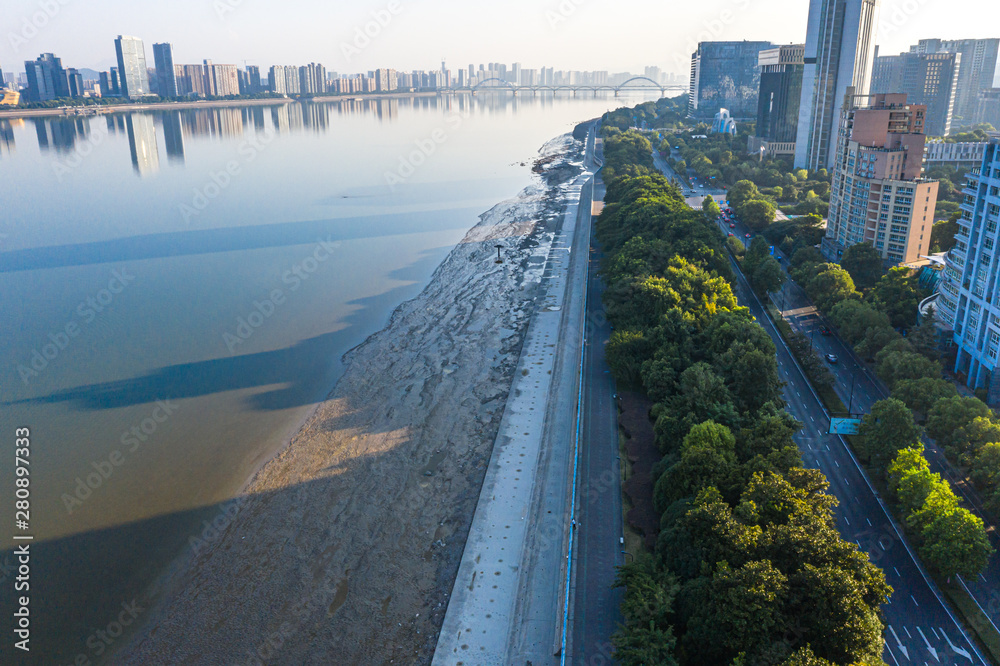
619;430;647;557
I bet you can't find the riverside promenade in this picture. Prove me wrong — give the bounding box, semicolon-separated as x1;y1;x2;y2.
433;124;599;665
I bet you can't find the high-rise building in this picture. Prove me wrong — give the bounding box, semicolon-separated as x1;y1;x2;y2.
115;36;150;99
374;68;397;93
152;43;177;98
688;41;774;119
268;65;287;94
0;65;5;90
174;64;207;96
910;39;1000;124
749;44;805;158
935;133;1000;401
23;53;70;101
795;0;881;170
976;89;1000;130
871;50;960;135
823;93;937;265
246;65;262;94
284;66;301;94
298;63;326;95
66;68;84;98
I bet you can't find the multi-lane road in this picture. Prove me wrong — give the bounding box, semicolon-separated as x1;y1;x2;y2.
710;207;991;664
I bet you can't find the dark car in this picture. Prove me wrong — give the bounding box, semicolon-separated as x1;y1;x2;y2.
820;327;832;336
826;354;838;364
745;233;751;239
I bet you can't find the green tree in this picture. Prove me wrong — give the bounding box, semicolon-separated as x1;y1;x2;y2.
703;195;721;221
605;329;652;385
875;348;942;389
839;243;884;290
828;300;891;346
612;557;680;666
741;199;777;232
868;267;925;329
926;396;993;458
751;256;787;297
919;507;993;579
729;179;761;208
892;377;958;417
857;399;922;473
807;264;859;313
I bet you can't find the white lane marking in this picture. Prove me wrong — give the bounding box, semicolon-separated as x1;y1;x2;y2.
980;573;987;583
895;567;901;577
940;627;974;661
844;477;850;486
916;626;939;662
931;627;940;640
888;625;909;661
835;461;840;468
884;640;903;666
867;518;872;526
844;515;851;526
911;595;920;607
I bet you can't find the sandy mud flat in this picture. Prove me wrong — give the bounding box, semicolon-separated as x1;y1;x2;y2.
112;133;587;665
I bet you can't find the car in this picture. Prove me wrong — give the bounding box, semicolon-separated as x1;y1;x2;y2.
699;184;704;188
729;223;735;228
727;232;734;237
820;327;832;336
826;354;838;364
745;233;751;239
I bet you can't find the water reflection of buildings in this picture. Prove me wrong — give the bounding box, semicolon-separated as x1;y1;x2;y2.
161;112;185;164
31;117;91;153
177;107;245;140
0;120;17;156
126;114;160;176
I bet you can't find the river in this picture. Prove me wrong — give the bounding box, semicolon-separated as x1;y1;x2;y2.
0;90;660;663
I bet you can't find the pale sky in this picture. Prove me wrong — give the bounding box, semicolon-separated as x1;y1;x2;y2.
1;0;996;78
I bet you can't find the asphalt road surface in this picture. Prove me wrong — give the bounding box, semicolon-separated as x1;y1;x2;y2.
568;171;625;665
712;211;991;664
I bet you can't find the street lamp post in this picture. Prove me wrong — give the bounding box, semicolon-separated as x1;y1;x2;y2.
621;550;634;564
848;373;857;415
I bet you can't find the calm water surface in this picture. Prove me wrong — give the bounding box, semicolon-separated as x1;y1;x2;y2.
0;91;659;662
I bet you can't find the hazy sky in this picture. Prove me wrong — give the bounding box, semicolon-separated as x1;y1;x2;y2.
2;0;996;78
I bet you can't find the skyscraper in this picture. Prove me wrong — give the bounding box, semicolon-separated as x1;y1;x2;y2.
749;44;805;158
823;93;937;265
268;66;287;94
23;53;70;101
115;35;150;99
66;68;84;98
688;41;774;119
246;65;262;94
795;0;881;170
871;51;960;135
910;39;1000;123
126;114;159;176
152;43;177;98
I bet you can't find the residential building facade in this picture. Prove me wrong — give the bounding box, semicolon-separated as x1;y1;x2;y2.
688;41;774;119
115;35;150;99
823;93;938;265
795;0;881;171
935;134;1000;401
749;44;804;157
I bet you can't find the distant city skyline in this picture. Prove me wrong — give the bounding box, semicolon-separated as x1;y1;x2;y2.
2;0;997;78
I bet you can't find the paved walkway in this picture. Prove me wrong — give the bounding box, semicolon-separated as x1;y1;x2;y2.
433;128;598;665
